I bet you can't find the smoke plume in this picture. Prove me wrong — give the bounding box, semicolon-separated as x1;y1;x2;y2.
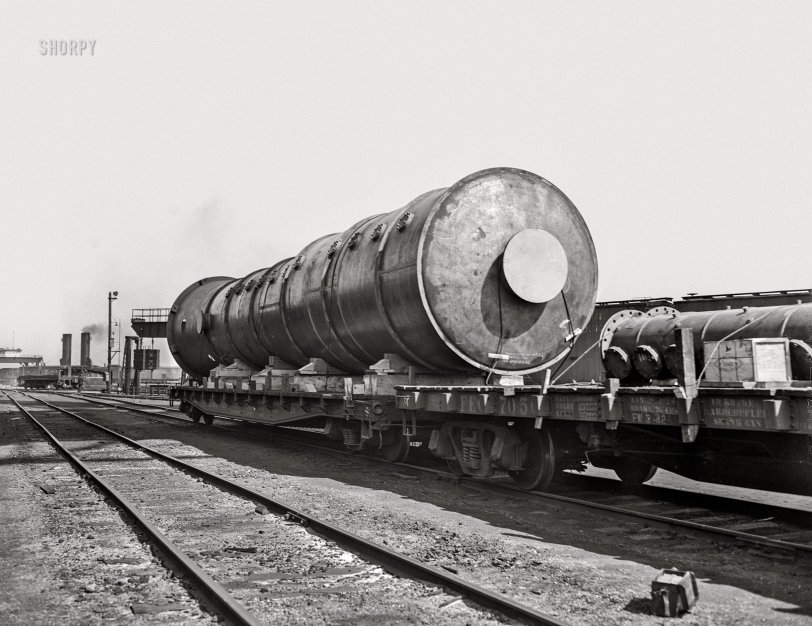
81;323;106;337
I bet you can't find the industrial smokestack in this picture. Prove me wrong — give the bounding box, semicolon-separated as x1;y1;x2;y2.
60;334;72;366
80;332;91;367
61;333;72;380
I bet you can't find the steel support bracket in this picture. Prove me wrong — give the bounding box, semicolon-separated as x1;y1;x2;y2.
675;390;700;442
674;328;700;443
601;378;621;429
478;393;496;415
680;424;700;443
764;398;792;430
411;391;426;410
532;393;548;418
443;391;459;412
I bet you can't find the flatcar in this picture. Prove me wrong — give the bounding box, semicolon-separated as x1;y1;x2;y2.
169;168;812;496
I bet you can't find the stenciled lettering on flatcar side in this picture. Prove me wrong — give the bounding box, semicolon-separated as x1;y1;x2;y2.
629;396;676;426
577;401;599;420
551;398;575;419
496;395;532;417
704;397;765;429
705;397;763;420
395;394;411;409
706;416;764;429
459;393;487;415
631;413;668;425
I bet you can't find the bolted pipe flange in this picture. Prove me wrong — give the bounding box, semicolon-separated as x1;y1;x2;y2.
599;309;646;359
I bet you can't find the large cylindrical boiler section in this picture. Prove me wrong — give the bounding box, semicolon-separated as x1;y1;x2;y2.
600;303;812;382
168;168;599;379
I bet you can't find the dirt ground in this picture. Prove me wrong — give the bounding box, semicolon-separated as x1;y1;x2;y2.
3;397;812;624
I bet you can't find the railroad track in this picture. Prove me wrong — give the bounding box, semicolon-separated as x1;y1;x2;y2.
70;392;812;561
3;391;565;626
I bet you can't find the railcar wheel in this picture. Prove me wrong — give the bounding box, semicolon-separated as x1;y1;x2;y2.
509;427;557;491
189;407;201;424
614;457;657;484
202;413;214;426
381;431;411;463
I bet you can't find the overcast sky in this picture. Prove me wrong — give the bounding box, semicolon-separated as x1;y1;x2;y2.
1;1;810;366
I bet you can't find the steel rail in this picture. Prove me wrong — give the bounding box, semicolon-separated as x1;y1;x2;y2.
87;393;181;411
79;393;181;413
465;475;812;554
17;391;569;626
66;393;812;555
2;391;262;626
268;432;812;555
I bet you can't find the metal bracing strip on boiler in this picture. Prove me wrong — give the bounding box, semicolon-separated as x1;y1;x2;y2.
277;258;312;365
372;194;443;372
315;215;375;370
329;213;385;365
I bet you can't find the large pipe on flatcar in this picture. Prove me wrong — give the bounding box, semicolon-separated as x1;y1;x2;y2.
168;168;599;379
600;303;812;381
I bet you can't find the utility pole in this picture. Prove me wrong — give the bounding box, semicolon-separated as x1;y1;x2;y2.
107;290;118;392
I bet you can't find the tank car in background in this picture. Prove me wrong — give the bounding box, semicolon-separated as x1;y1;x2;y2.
169;167;812;496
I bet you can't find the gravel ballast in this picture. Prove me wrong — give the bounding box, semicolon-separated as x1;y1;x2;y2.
4;395;812;624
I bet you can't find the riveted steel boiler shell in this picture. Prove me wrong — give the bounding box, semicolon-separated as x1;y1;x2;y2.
283;232;372;372
166;276;234;377
223;267;273;366
250;259;310;366
167;168;598;378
